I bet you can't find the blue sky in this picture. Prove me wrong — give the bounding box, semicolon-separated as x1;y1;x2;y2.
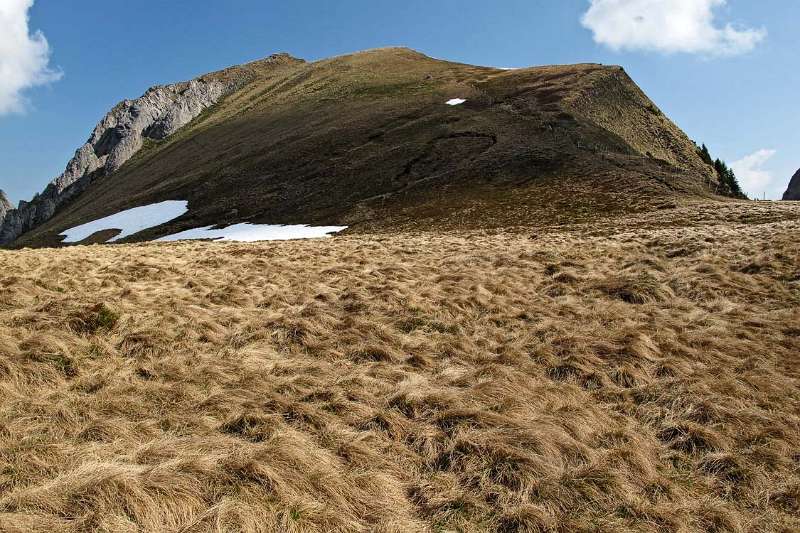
0;0;797;202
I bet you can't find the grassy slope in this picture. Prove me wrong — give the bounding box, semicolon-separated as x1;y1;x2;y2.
1;201;799;532
14;48;720;248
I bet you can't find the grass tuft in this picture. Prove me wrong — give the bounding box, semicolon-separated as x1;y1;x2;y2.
69;303;120;334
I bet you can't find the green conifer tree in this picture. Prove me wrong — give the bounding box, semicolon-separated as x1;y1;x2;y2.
698;144;714;166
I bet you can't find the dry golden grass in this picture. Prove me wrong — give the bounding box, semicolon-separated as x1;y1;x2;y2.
1;202;799;532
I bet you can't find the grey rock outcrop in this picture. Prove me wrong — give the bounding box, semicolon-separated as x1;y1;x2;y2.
0;77;237;245
0;190;12;224
782;168;800;200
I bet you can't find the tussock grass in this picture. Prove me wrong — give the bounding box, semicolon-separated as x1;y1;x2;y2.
0;202;799;531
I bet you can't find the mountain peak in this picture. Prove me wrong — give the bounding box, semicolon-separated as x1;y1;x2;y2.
3;48;729;247
242;52;305;68
783;168;800;200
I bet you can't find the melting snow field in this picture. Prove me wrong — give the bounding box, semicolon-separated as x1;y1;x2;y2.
446;98;466;106
60;201;189;243
59;201;347;244
158;223;348;242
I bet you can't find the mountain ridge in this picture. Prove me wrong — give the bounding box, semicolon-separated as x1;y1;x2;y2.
0;53;303;245
783;168;800;200
3;47;728;247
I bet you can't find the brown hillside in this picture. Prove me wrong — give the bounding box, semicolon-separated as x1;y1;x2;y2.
12;48;721;247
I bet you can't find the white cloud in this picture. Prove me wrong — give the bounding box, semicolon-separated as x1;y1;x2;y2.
0;0;61;115
731;149;777;198
581;0;766;56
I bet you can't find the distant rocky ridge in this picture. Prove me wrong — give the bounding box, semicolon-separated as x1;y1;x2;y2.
0;79;234;245
783;168;800;200
0;54;301;245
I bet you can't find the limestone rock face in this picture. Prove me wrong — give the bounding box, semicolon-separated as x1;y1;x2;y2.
0;190;11;223
0;78;234;245
782;169;800;200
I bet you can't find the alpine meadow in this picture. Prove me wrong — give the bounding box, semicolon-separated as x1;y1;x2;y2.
1;2;799;532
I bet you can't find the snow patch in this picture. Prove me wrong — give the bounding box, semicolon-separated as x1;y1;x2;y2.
158;223;348;243
60;201;189;243
446;98;466;106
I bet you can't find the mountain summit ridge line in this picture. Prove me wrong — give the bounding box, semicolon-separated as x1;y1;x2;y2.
2;48;730;247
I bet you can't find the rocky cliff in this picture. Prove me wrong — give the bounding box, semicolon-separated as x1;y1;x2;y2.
0;59;281;244
0;190;12;224
783;168;800;200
